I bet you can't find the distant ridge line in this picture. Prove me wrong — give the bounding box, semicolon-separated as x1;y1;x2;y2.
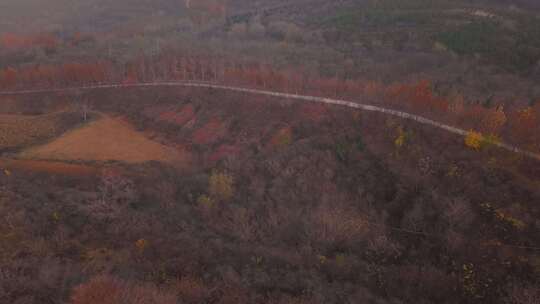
1;81;539;161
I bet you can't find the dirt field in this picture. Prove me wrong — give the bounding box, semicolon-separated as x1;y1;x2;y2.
0;111;82;151
0;158;99;177
19;116;191;165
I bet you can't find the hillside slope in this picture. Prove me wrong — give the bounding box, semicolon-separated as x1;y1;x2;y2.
1;86;539;304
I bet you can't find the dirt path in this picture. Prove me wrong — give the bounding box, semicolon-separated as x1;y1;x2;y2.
2;81;539;161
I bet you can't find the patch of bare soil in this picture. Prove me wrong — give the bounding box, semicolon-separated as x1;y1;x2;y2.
0;158;99;177
19;116;191;165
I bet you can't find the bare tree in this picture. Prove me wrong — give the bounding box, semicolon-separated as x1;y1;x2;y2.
71;90;90;122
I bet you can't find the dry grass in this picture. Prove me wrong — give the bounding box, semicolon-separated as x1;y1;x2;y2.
19;116;191;164
0;111;81;151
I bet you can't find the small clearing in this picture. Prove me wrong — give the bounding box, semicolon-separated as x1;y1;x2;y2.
19;116;190;164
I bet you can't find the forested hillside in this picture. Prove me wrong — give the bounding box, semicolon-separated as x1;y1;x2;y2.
0;1;539;303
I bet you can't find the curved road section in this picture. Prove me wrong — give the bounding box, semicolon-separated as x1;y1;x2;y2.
1;81;539;162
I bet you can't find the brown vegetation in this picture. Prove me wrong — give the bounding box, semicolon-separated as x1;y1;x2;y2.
192;117;227;145
70;275;177;304
0;111;83;151
1;1;540;303
0;87;538;304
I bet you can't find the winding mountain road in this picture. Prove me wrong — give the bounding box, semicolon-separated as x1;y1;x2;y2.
1;81;539;161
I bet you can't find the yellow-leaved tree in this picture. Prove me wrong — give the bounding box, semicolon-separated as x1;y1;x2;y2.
209;171;234;201
465;131;483;151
